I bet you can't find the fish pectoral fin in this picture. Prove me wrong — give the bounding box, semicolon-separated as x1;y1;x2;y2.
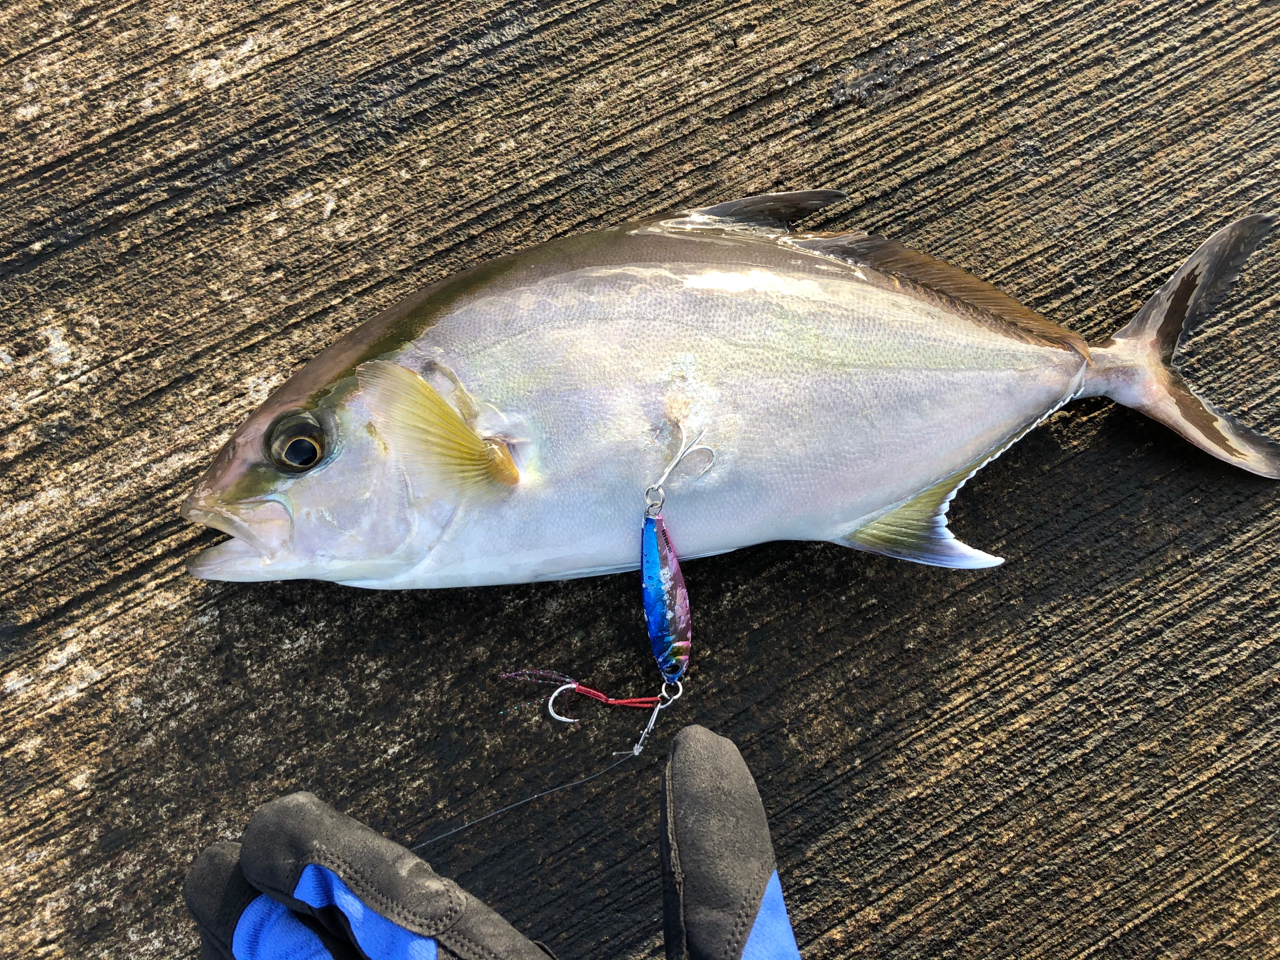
356;360;519;499
676;190;847;233
421;360;481;424
839;466;1004;570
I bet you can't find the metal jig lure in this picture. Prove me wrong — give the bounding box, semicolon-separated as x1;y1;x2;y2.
642;425;708;683
530;423;708;750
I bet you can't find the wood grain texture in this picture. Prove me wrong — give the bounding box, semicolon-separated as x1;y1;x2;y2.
2;0;1278;956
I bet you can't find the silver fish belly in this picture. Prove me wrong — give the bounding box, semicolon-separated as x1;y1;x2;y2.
181;192;1280;587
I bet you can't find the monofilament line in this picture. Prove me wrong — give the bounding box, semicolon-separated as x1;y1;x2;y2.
410;753;635;852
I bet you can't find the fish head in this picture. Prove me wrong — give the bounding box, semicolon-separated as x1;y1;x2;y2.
181;357;445;585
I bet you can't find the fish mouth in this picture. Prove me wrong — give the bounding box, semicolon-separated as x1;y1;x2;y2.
180;495;295;581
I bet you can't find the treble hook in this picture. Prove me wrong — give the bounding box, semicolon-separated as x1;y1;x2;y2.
645;423;716;515
547;683;579;723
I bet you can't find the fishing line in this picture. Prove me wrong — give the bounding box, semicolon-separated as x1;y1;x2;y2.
410;753;635;851
410;680;683;851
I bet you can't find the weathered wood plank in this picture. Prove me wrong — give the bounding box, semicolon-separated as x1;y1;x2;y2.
1;0;1277;957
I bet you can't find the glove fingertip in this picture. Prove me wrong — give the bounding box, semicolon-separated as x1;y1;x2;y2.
239;792;334;907
240;790;475;942
184;841;260;953
668;724;747;775
662;725;778;960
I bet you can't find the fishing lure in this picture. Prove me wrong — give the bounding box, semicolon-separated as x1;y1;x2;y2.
508;424;710;752
639;425;708;684
641;512;691;683
640;422;711;686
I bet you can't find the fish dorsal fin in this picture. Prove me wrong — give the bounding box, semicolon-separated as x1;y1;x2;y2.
673;190;847;233
839;365;1088;568
790;233;1090;359
840;459;1005;569
356;360;519;499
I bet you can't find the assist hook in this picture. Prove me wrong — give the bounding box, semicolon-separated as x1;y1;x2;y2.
546;680;684;756
547;683;581;724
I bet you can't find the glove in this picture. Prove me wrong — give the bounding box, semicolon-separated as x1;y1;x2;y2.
661;725;801;960
184;725;800;960
182;792;552;960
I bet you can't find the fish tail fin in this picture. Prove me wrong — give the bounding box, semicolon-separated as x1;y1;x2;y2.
1081;213;1280;478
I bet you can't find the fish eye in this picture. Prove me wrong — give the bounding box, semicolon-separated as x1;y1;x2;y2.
267;411;327;472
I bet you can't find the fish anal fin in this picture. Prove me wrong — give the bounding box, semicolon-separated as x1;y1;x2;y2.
675;190;847;233
840;466;1004;570
836;365;1088;571
356;360;519;499
790;233;1090;360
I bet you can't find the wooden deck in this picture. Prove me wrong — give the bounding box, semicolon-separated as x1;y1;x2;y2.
2;0;1278;956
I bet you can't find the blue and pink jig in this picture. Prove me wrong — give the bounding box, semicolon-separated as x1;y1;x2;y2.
506;425;712;755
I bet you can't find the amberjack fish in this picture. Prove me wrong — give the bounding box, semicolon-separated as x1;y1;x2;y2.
181;191;1279;586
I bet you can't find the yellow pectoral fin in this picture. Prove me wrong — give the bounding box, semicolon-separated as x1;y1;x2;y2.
356;360;519;499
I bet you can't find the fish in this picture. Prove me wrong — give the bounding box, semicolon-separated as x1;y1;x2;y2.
180;191;1280;588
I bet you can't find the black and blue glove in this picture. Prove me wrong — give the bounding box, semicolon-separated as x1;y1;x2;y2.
182;793;550;960
661;725;801;960
183;725;801;960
